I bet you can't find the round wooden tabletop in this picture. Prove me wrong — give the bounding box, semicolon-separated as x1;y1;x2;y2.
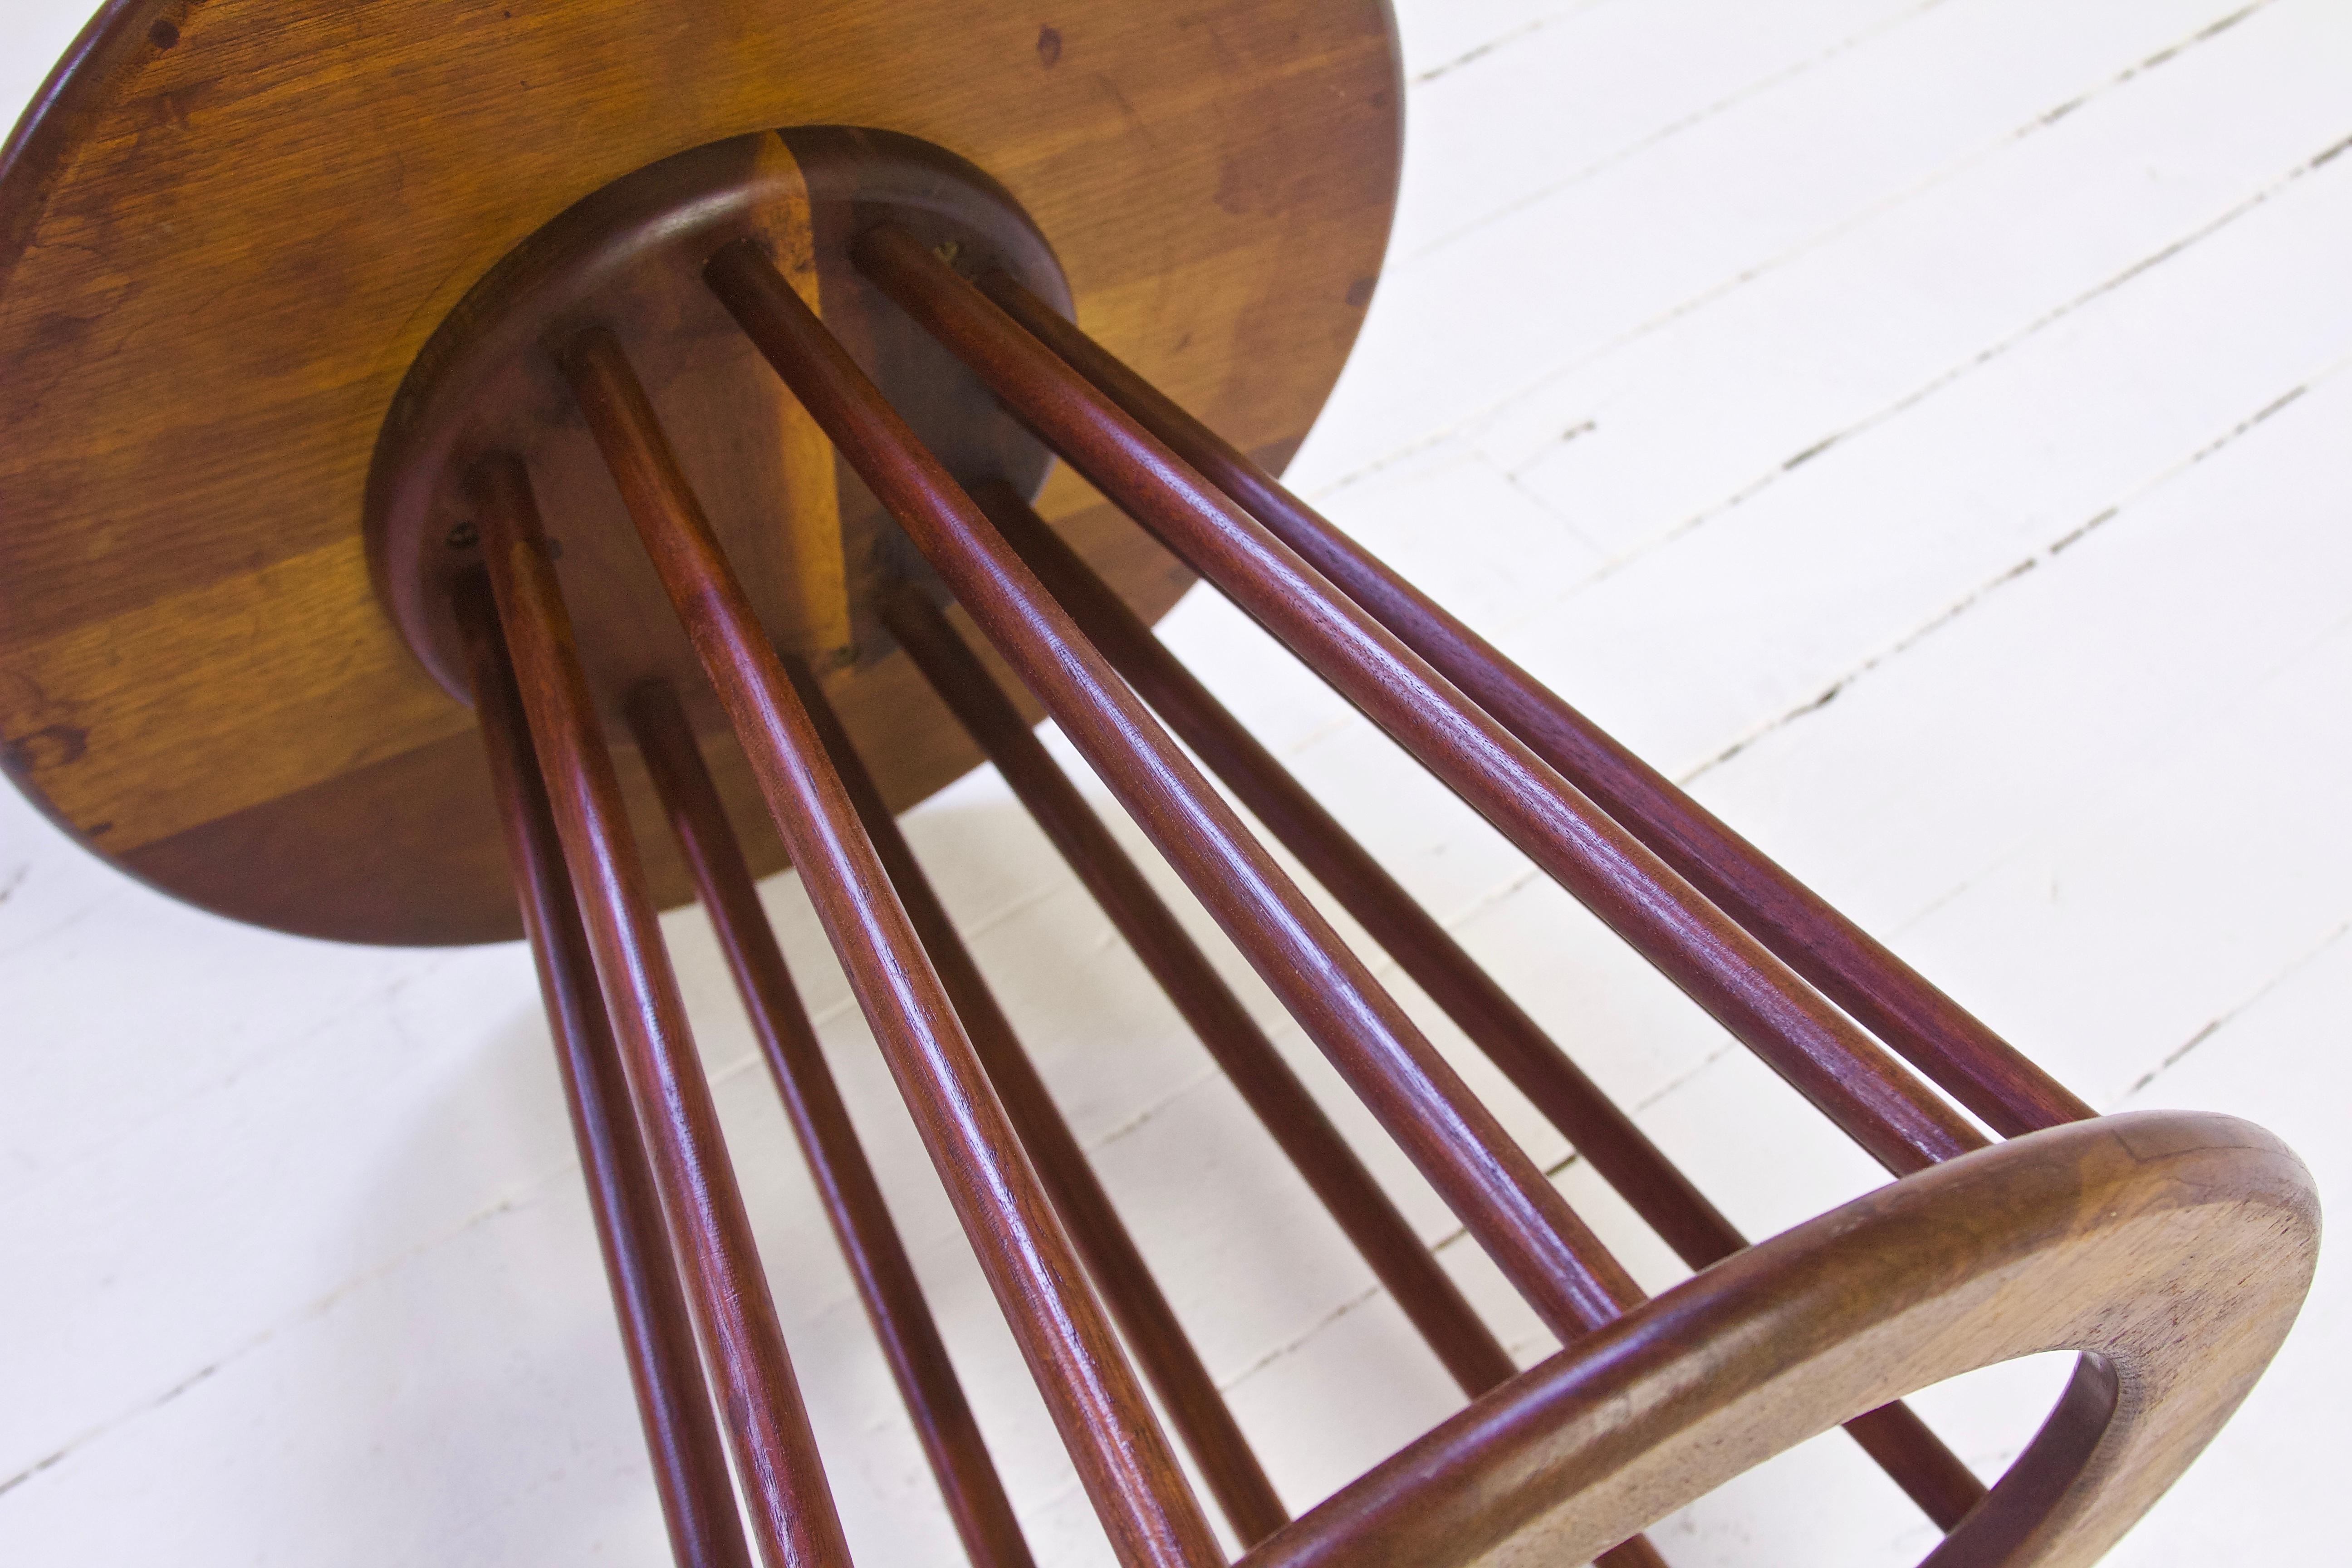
0;0;1401;945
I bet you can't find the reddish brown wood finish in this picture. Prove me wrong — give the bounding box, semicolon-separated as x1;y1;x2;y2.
368;129;1073;716
974;485;1987;1531
974;483;1734;1258
628;680;1036;1568
0;0;1400;946
454;583;754;1568
20;7;2306;1564
870;604;1664;1568
784;653;1287;1544
558;325;1222;1568
853;227;1990;1181
882;585;1517;1400
704;307;1648;1568
706;237;1645;1348
971;270;2094;1143
1237;1112;2317;1568
1846;1404;1989;1533
472;454;852;1568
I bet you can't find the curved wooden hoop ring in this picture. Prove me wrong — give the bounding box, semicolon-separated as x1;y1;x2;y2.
1249;1109;2318;1568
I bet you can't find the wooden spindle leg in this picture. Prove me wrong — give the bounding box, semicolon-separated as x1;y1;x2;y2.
471;454;854;1568
804;665;1676;1566
970;484;1738;1260
848;226;1988;1179
627;681;1037;1568
705;237;1639;1345
968;268;2092;1142
1843;1402;1989;1532
973;490;1991;1530
454;582;756;1568
880;586;1516;1400
779;657;1289;1546
557;326;1224;1568
990;267;2091;1143
706;238;1725;1565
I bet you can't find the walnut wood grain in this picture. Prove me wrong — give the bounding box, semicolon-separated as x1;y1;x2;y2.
1237;1112;2317;1568
368;128;1071;719
0;0;1401;944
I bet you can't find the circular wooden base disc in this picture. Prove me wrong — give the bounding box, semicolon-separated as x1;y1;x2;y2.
0;0;1400;945
369;126;1071;736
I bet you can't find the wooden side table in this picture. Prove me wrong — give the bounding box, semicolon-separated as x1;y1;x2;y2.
0;4;2314;1565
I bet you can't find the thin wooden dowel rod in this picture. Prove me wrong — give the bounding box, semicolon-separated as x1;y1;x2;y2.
783;656;1288;1545
971;484;1744;1267
471;455;853;1568
628;682;1037;1568
971;272;2092;1142
851;227;1988;1180
706;238;1644;1349
974;492;1989;1531
556;326;1223;1568
799;673;1668;1568
880;587;1517;1400
454;582;755;1568
1842;1404;1987;1532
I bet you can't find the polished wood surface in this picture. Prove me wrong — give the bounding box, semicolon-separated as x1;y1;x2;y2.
4;6;2313;1563
883;582;1663;1568
629;680;1034;1568
977;481;1749;1264
791;653;1287;1546
371;128;1071;716
858;227;1990;1179
0;0;1400;944
711;239;1650;1348
1238;1112;2317;1568
566;321;1221;1568
977;268;2095;1141
475;455;853;1568
711;243;1682;1568
458;589;753;1568
977;481;1988;1531
883;583;1516;1401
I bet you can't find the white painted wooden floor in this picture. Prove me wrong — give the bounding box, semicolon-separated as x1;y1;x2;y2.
3;1;2345;1563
